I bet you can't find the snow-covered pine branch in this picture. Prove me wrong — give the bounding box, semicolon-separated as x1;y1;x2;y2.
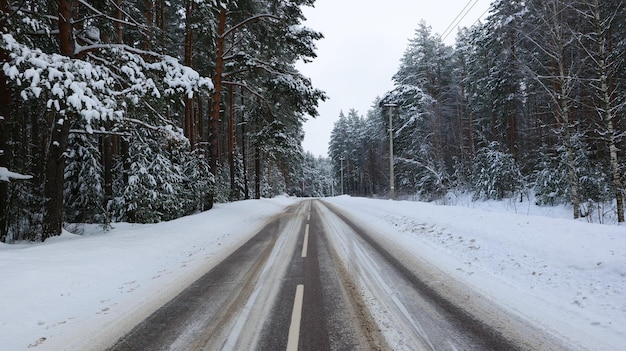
0;167;32;182
2;34;122;130
1;34;213;134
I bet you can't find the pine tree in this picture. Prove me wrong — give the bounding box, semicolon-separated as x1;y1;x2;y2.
393;21;455;166
206;0;324;206
64;133;105;224
471;142;525;200
1;0;212;239
471;0;527;157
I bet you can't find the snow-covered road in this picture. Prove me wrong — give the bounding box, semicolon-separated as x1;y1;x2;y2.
1;195;624;350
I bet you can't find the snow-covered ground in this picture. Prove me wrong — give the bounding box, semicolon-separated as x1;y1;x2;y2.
0;197;297;351
325;196;626;351
1;195;624;350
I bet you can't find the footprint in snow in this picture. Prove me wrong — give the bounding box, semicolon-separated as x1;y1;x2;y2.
27;337;47;348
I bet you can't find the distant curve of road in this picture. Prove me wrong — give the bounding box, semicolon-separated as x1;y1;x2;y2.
107;200;572;351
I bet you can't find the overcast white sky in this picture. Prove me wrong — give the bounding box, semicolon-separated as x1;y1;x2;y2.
297;0;493;157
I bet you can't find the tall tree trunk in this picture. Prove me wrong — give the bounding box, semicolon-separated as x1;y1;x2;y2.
554;43;581;220
458;57;466;164
460;57;475;159
560;80;581;219
554;8;581;219
115;0;123;43
254;147;261;199
507;32;519;159
120;137;134;221
209;8;227;169
593;0;624;222
0;20;10;241
183;0;195;148
198;95;204;148
241;88;249;199
102;133;113;215
185;99;195;147
155;0;166;50
42;118;71;240
42;0;74;240
142;0;154;50
562;114;581;220
266;160;271;196
58;0;74;57
228;85;237;200
207;8;227;208
491;108;498;143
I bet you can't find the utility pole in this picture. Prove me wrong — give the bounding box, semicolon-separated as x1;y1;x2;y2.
384;103;397;199
340;157;345;195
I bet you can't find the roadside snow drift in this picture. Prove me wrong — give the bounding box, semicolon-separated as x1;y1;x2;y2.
0;197;297;351
325;196;626;351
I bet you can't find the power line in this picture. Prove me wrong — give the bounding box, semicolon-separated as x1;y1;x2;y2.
441;0;479;41
440;0;475;39
472;7;491;28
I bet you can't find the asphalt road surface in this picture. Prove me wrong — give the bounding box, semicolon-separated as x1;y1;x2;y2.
108;200;571;351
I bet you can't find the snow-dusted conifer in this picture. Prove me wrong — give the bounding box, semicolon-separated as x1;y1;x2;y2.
471;142;525;200
179;149;214;214
116;127;184;223
64;133;105;224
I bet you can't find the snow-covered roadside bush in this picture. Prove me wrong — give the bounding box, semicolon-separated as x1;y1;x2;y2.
471;142;525;200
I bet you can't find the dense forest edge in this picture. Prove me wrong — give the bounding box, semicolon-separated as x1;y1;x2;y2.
0;0;326;242
328;0;625;225
1;0;624;243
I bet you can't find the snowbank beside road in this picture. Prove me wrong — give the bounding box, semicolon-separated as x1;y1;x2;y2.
325;196;626;351
0;197;297;351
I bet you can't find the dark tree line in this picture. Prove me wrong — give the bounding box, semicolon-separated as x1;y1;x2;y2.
330;0;625;223
0;0;325;242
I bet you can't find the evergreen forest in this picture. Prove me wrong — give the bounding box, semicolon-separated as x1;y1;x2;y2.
1;0;624;243
329;0;625;224
0;0;327;242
